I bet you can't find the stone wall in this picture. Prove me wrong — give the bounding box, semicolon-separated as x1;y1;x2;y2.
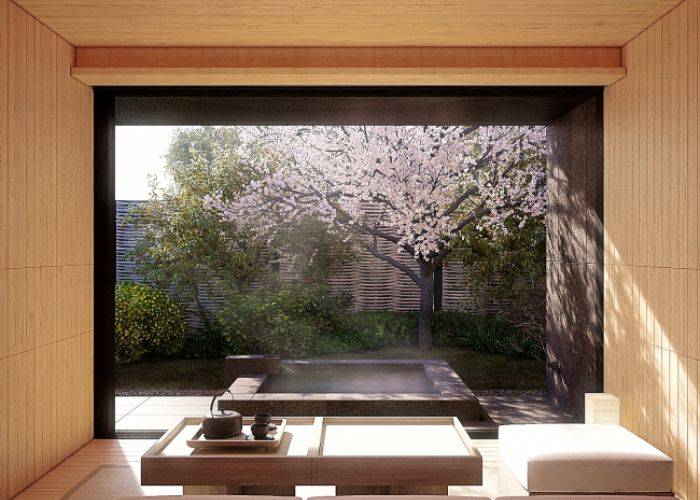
546;96;604;417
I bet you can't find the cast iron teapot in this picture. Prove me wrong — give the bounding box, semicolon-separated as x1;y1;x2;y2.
201;389;242;439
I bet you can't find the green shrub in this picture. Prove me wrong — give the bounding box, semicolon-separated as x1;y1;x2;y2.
182;325;229;359
311;319;383;354
434;311;508;350
218;287;352;357
215;285;542;360
216;286;417;358
434;310;542;358
307;289;355;340
349;311;417;345
115;282;187;365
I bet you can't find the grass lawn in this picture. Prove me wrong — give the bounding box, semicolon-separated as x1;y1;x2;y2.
116;346;545;396
316;346;545;392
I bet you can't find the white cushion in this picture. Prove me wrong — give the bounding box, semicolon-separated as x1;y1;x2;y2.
499;424;673;493
497;497;673;500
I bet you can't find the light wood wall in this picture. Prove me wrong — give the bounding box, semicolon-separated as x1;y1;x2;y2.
604;0;700;498
0;0;93;498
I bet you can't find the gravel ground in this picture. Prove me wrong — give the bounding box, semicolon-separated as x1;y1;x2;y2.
472;389;546;397
116;388;223;396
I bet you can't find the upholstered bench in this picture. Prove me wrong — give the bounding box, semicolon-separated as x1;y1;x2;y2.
499;424;673;496
499;424;673;495
497;497;674;500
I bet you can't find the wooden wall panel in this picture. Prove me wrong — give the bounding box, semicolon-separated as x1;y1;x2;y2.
0;0;7;276
9;0;684;47
604;0;700;498
0;1;93;498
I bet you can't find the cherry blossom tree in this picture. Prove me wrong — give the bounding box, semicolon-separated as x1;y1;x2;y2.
207;126;546;350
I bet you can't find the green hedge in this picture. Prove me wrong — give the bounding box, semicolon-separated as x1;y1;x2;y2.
345;310;540;358
217;287;353;358
216;286;541;359
433;311;538;356
115;282;187;365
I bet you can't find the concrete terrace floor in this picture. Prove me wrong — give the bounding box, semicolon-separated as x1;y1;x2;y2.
116;393;575;432
477;394;575;425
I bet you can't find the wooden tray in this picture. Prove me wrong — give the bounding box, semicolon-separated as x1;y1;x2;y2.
186;418;287;449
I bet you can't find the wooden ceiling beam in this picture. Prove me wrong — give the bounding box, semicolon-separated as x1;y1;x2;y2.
72;46;625;87
75;46;622;69
71;67;626;87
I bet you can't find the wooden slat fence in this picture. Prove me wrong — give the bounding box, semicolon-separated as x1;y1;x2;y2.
116;200;507;326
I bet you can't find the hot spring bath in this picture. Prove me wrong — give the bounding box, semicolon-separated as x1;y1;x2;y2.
219;358;483;423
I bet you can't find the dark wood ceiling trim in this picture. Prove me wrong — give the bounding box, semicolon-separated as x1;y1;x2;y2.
75;46;622;69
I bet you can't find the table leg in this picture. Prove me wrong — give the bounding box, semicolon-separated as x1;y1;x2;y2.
391;485;448;495
336;486;392;495
336;485;448;495
183;485;230;494
183;485;296;495
240;486;296;495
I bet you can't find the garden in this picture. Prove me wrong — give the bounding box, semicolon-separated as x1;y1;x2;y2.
115;125;547;396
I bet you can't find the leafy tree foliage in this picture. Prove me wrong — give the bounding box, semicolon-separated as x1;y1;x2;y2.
130;126;356;333
115;282;186;365
208;126;547;349
272;215;356;283
450;216;546;358
130;127;268;330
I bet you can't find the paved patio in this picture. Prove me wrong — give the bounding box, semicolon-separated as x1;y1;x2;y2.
116;393;575;431
477;393;575;425
116;396;213;431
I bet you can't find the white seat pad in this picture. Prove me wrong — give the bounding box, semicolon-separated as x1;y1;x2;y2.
499;424;673;493
497;497;672;500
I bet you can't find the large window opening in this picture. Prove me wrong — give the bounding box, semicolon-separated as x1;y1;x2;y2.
95;88;603;437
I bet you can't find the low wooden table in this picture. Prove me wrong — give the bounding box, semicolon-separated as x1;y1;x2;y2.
141;416;482;495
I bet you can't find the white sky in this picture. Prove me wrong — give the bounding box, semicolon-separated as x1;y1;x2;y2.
115;126;180;200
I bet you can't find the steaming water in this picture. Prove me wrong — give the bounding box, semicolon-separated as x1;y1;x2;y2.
258;363;439;394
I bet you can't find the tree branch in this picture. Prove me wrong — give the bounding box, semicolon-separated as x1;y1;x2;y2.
433;203;491;266
356;223;400;244
461;125;479;137
442;186;479;217
452;204;489;234
440;154;492;217
433;245;452;267
361;243;421;286
325;196;403;246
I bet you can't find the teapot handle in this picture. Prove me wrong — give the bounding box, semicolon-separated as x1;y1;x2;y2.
209;388;234;415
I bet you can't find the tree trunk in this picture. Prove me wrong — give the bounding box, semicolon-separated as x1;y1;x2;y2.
418;260;434;351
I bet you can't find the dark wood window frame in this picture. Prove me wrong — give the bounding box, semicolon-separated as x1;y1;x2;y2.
94;86;602;438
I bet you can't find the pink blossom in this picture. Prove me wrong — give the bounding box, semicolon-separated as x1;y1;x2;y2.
210;126;546;262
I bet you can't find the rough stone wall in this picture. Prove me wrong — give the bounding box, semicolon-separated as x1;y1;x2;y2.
546;96;604;417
